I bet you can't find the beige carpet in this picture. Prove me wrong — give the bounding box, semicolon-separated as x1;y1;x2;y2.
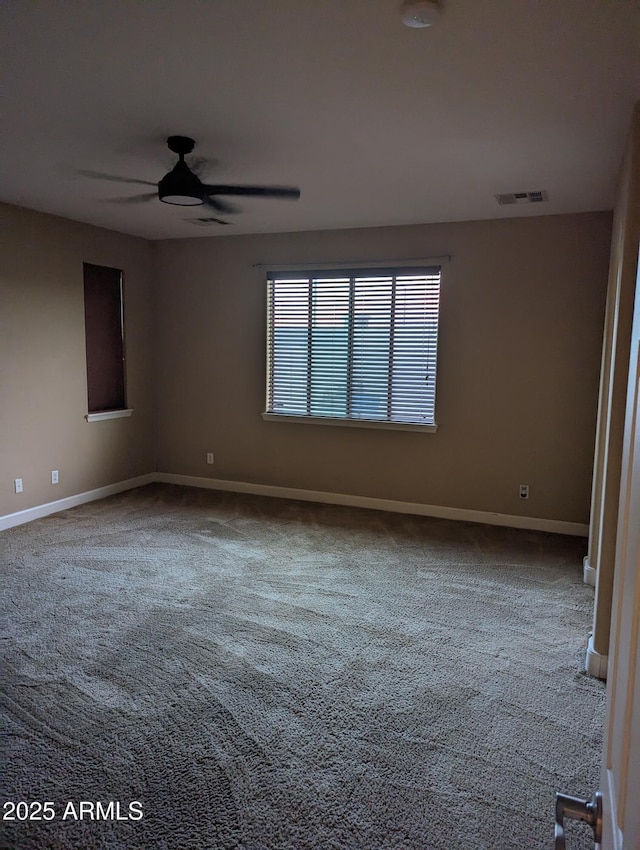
1;484;606;849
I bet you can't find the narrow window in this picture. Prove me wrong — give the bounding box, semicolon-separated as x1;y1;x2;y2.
83;263;126;413
266;265;441;428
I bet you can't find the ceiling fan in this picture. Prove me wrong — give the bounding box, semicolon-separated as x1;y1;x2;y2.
83;136;301;222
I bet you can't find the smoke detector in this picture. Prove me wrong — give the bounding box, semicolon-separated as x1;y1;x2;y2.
400;0;442;28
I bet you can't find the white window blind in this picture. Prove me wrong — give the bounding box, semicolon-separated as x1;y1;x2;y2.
266;266;441;427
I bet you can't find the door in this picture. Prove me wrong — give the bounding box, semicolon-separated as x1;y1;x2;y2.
599;250;640;850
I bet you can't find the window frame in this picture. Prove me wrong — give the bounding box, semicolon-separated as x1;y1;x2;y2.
83;262;132;422
263;261;443;433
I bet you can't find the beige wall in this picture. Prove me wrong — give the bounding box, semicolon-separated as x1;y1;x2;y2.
154;212;611;524
0;204;156;517
0;206;612;525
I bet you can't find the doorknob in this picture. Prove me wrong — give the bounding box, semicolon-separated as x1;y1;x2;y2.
554;791;602;849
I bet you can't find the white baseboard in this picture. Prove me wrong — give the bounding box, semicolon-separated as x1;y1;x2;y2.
155;473;590;536
583;555;597;587
1;471;590;537
0;474;155;531
585;634;608;680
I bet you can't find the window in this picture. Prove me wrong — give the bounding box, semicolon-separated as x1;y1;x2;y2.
265;265;441;430
83;263;128;417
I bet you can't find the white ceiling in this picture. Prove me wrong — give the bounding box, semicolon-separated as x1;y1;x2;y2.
2;0;638;240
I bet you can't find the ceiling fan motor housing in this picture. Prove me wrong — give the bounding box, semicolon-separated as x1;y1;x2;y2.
158;159;204;206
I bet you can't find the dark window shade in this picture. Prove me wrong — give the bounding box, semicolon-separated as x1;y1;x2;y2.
83;263;126;413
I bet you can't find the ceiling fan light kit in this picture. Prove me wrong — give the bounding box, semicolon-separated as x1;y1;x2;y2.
158;167;204;206
400;0;441;28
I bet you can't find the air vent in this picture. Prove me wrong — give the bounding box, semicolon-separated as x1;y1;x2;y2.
496;190;548;205
189;217;231;226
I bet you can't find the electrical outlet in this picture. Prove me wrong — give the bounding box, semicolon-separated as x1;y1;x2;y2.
14;478;23;494
51;470;59;484
519;484;529;499
206;453;214;465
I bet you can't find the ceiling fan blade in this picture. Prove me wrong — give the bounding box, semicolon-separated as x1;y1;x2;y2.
202;195;237;214
106;192;158;204
203;184;301;200
79;170;156;187
188;156;210;177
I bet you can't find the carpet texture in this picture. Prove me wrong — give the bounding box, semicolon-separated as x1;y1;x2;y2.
1;484;606;850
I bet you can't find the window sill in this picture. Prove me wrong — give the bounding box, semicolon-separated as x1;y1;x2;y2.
85;409;134;422
261;412;437;433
